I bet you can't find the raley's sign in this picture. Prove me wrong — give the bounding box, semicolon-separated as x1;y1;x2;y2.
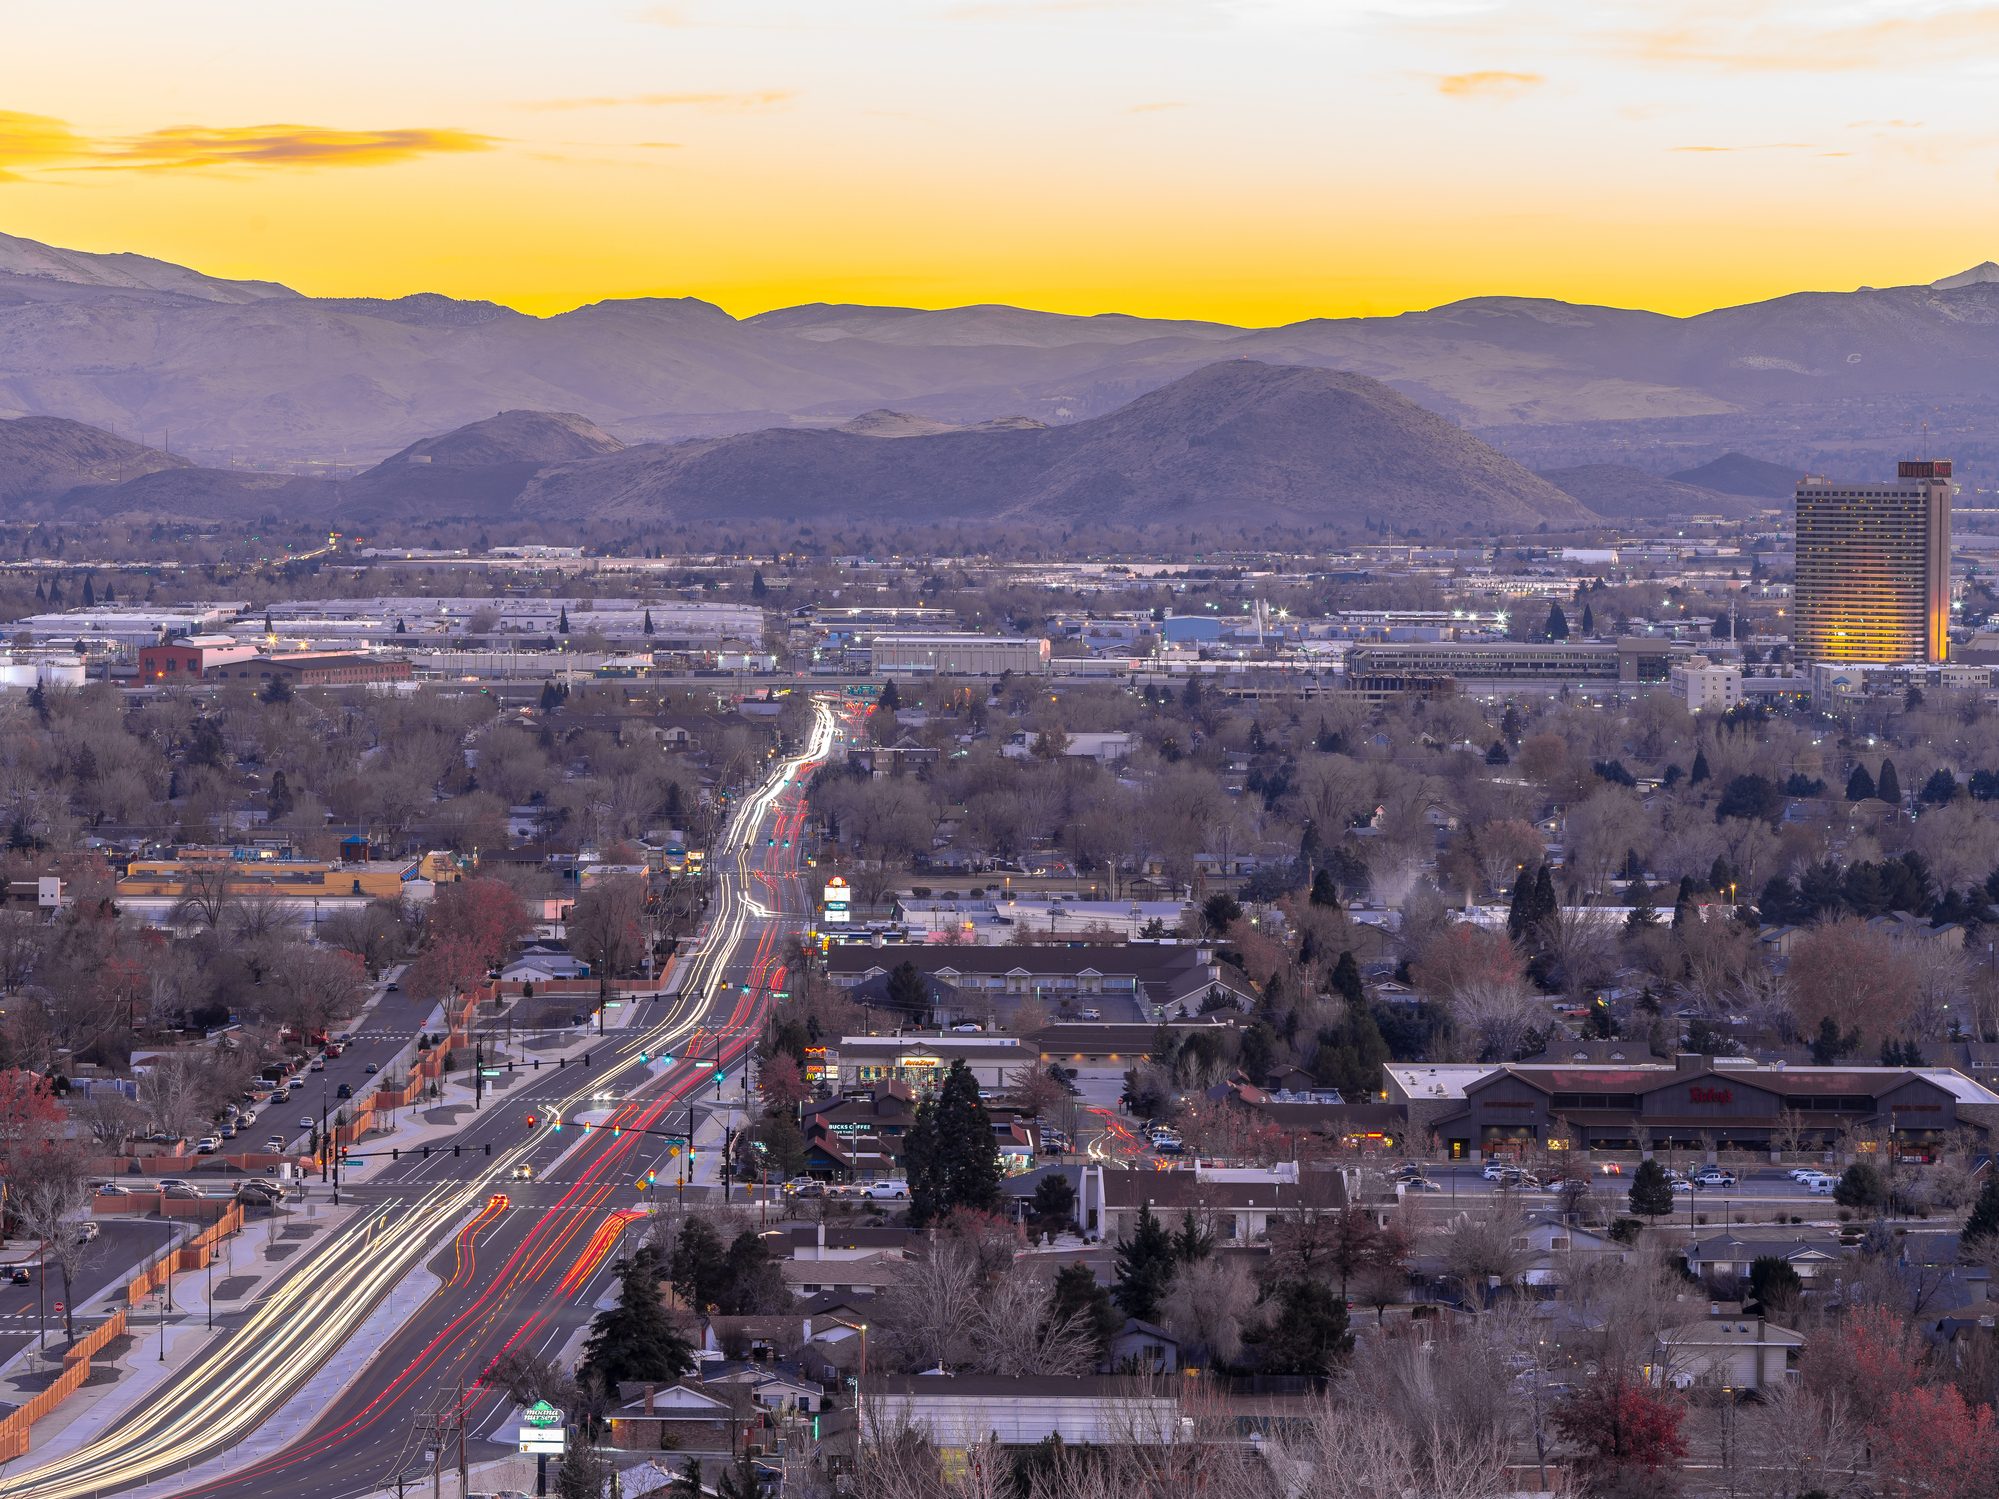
1688;1085;1734;1105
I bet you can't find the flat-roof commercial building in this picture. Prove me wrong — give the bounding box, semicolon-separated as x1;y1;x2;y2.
1386;1053;1999;1161
1794;460;1952;665
1345;637;1691;686
206;652;414;687
868;633;1051;676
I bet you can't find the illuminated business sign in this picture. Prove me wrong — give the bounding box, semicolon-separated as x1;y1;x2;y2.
518;1401;567;1455
823;877;851;925
1687;1086;1733;1105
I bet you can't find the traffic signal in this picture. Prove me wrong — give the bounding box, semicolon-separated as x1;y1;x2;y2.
484;1144;492;1156
584;1052;592;1067
453;1144;461;1157
612;1125;622;1138
391;1148;400;1160
659;1050;674;1064
552;1116;563;1132
638;1051;648;1063
526;1113;537;1127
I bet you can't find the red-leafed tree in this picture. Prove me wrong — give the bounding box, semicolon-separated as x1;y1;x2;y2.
0;1068;64;1172
1552;1375;1688;1481
1410;921;1526;1006
1800;1304;1924;1430
757;1053;810;1114
1877;1385;1999;1499
406;878;530;998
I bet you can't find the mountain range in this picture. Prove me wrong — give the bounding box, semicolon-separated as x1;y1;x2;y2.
2;231;1996;479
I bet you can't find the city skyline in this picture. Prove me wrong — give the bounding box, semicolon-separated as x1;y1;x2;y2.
3;0;1995;321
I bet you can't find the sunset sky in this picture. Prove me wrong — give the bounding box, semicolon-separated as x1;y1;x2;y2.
4;0;1995;323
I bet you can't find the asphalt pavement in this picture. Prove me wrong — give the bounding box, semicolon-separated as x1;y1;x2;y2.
0;697;849;1499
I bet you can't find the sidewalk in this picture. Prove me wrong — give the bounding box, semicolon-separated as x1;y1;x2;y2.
13;1196;365;1466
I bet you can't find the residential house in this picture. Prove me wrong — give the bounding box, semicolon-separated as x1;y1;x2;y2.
1655;1315;1805;1392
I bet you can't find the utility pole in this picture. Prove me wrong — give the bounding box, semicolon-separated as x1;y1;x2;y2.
457;1377;468;1499
474;1039;485;1110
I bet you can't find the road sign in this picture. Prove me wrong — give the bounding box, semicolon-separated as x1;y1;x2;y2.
54;1301;63;1315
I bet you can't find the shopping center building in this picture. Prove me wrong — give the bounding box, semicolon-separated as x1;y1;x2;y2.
1387;1054;1999;1161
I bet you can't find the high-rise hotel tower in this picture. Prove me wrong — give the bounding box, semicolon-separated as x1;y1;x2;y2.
1794;460;1952;664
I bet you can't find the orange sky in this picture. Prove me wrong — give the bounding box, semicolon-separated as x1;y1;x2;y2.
2;0;1992;322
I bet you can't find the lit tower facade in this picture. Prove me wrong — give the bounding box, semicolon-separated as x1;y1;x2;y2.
1793;459;1952;664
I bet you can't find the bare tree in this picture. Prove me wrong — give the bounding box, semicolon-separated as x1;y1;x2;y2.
969;1263;1097;1378
1435;1200;1535;1307
1160;1256;1257;1369
12;1144;95;1340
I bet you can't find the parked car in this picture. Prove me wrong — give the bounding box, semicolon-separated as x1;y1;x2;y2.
1670;1179;1693;1194
265;1135;286;1152
336;1083;353;1100
195;1136;222;1154
1402;1177;1443;1192
162;1183;203;1200
1481;1163;1512;1181
298;1117;315;1131
1078;1009;1102;1021
95;1183;127;1197
867;1179;911;1200
6;1266;30;1285
73;1221;99;1244
1693;1170;1737;1189
309;1057;326;1071
1809;1177;1838;1194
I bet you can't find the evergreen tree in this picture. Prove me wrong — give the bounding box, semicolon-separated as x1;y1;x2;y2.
579;1245;694;1388
1847;763;1877;801
1252;1279;1351;1376
1052;1262;1120;1355
1628;1159;1675;1219
1920;768;1961;806
32;580;43;603
1112;1204;1176;1323
1671;876;1697;931
268;769;293;820
643;610;655;635
1485;740;1510;766
263;612;273;634
558;606;571;634
1809;1016;1860;1065
262;674;292;704
884;960;931;1023
905;1060;1001;1228
539;680;563;713
101;582;114;603
878;678;901;711
1748;1255;1804;1313
714;1451;762;1499
1309;867;1341;909
555;1438;612;1499
1545;602;1569;640
1532;864;1558;927
1330;951;1366;1008
81;576;94;606
1579;601;1595;637
1690;747;1711;785
1506;866;1535;940
668;1456;705;1498
1624;879;1658;932
1877;758;1902;807
1963;1174;1999;1249
395;617;407;634
669;1217;729;1312
718;1229;789;1314
750;569;769;600
1172;1210;1213;1264
1708;856;1734;896
1501;703;1524;744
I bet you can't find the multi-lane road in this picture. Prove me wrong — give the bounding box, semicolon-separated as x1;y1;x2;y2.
4;697;844;1499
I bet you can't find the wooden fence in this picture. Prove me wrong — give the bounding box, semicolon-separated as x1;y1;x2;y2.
0;1305;131;1461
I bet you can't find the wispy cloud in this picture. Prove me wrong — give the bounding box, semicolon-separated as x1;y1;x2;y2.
0;115;494;179
948;0;1187;19
1126;100;1187;113
0;110;89;181
1435;69;1543;97
1670;141;1819;152
518;91;793;112
1622;4;1999;73
98;125;495;171
634;141;684;149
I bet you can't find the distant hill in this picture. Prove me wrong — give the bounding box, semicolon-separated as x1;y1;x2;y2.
1666;452;1800;500
0;416;189;511
515;361;1595;531
339;410;625;520
1536;464;1752;518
